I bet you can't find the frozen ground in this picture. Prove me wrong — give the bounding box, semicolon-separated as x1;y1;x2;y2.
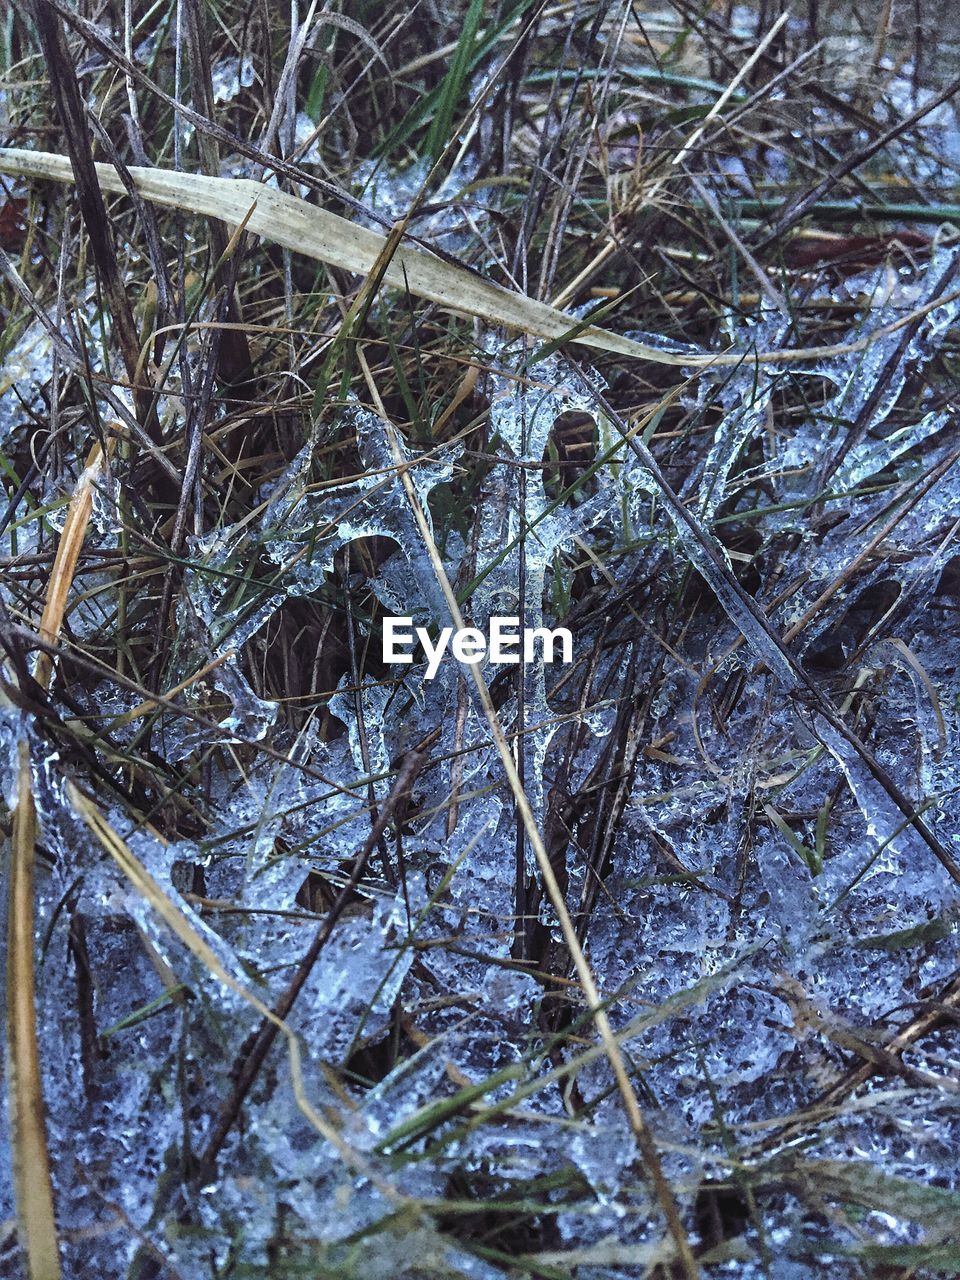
3;246;960;1276
1;3;960;1278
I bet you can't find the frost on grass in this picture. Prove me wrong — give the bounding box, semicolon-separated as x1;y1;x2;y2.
4;127;960;1280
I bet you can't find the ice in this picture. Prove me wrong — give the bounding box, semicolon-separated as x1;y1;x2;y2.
353;153;481;260
328;675;393;800
211;54;255;105
0;704;28;810
0;320;53;445
832;408;949;491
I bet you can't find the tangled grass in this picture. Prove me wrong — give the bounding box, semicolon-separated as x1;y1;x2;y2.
2;2;960;1277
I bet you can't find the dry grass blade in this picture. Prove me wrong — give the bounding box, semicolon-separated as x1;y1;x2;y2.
669;10;790;170
5;441;112;1279
34;443;110;691
7;744;61;1280
0;460;109;1280
0;148;953;374
0;148;683;363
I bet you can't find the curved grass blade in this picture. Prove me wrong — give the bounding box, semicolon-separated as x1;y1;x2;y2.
0;148;954;373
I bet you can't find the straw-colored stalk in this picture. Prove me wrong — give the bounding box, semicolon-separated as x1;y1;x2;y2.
6;442;110;1280
0;147;953;374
